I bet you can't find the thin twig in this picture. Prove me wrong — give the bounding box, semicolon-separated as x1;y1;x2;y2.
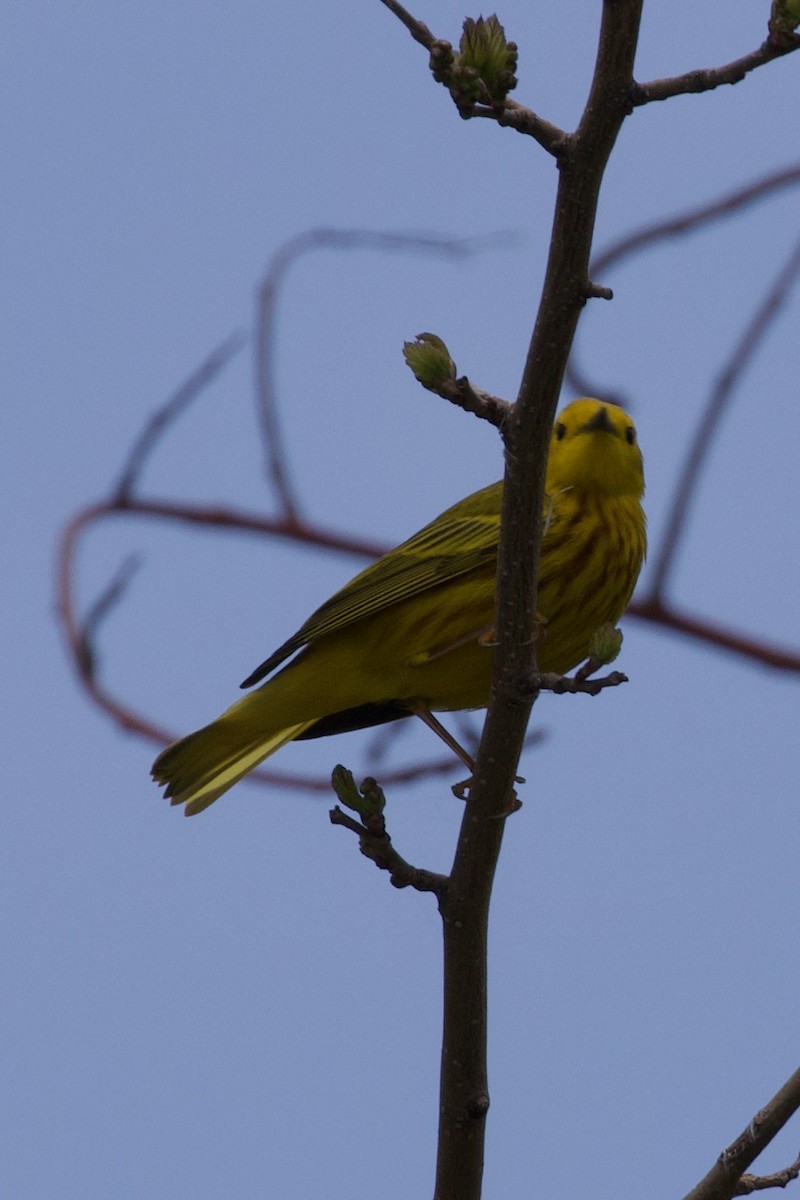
469;99;567;154
647;236;800;600
628;599;800;674
523;669;628;697
633;32;800;105
567;164;800;401
437;376;512;430
593;166;800;277
377;0;435;48
736;1154;800;1195
114;331;247;501
380;0;565;152
254;228;518;519
75;554;141;675
329;806;448;896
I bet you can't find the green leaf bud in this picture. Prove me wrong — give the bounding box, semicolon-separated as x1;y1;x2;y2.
403;333;458;391
589;624;624;666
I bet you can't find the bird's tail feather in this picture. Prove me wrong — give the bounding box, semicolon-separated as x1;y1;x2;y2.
152;717;313;816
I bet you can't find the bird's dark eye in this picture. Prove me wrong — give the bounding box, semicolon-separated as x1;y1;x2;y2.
625;426;636;444
555;422;567;441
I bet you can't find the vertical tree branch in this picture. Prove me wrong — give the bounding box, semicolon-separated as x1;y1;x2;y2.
433;5;645;1198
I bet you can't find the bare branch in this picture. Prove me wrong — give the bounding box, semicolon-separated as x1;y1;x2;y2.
683;1067;800;1200
329;766;448;896
593;166;800;276
330;804;448;894
469;98;567;154
735;1154;800;1195
255;228;519;519
567;164;800;401
433;7;648;1198
377;0;435;49
628;599;800;675
114;331;247;501
633;31;800;105
523;669;628;697
436;376;511;430
75;554;141;676
647;236;800;600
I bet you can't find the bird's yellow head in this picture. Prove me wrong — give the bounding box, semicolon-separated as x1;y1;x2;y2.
546;397;644;498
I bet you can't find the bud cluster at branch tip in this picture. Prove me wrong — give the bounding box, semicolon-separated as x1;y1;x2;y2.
331;765;386;822
589;624;624;666
403;332;457;391
429;14;518;117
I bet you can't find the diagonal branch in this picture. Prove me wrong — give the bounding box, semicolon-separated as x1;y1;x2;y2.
633;29;800;104
647;236;800;600
442;378;511;428
467;97;567;154
628;599;800;674
567;164;800;402
378;0;435;49
683;1066;800;1200
114;331;247;501
329;766;448;894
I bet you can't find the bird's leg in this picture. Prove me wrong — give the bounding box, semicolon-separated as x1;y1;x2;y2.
409;704;525;809
408;703;476;771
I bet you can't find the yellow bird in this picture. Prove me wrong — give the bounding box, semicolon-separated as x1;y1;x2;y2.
152;398;646;814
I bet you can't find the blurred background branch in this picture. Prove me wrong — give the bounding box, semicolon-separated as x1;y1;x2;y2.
57;185;800;798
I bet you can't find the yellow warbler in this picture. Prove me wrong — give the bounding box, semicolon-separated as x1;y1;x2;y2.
152;398;646;814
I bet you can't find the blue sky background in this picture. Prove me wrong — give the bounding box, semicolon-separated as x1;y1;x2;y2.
3;3;800;1198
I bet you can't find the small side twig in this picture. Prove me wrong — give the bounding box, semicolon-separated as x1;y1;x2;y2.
522;669;629;698
469;98;567;154
735;1154;800;1195
329;806;447;895
381;0;566;153
633;31;800;105
75;554;141;675
403;332;511;429
438;377;511;430
330;766;448;897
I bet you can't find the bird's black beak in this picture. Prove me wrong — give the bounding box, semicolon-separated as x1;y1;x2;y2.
582;405;616;435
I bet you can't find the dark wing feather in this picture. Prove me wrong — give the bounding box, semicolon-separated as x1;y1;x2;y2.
241;481;502;687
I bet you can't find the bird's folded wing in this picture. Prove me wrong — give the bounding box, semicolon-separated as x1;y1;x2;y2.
241;481;503;687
